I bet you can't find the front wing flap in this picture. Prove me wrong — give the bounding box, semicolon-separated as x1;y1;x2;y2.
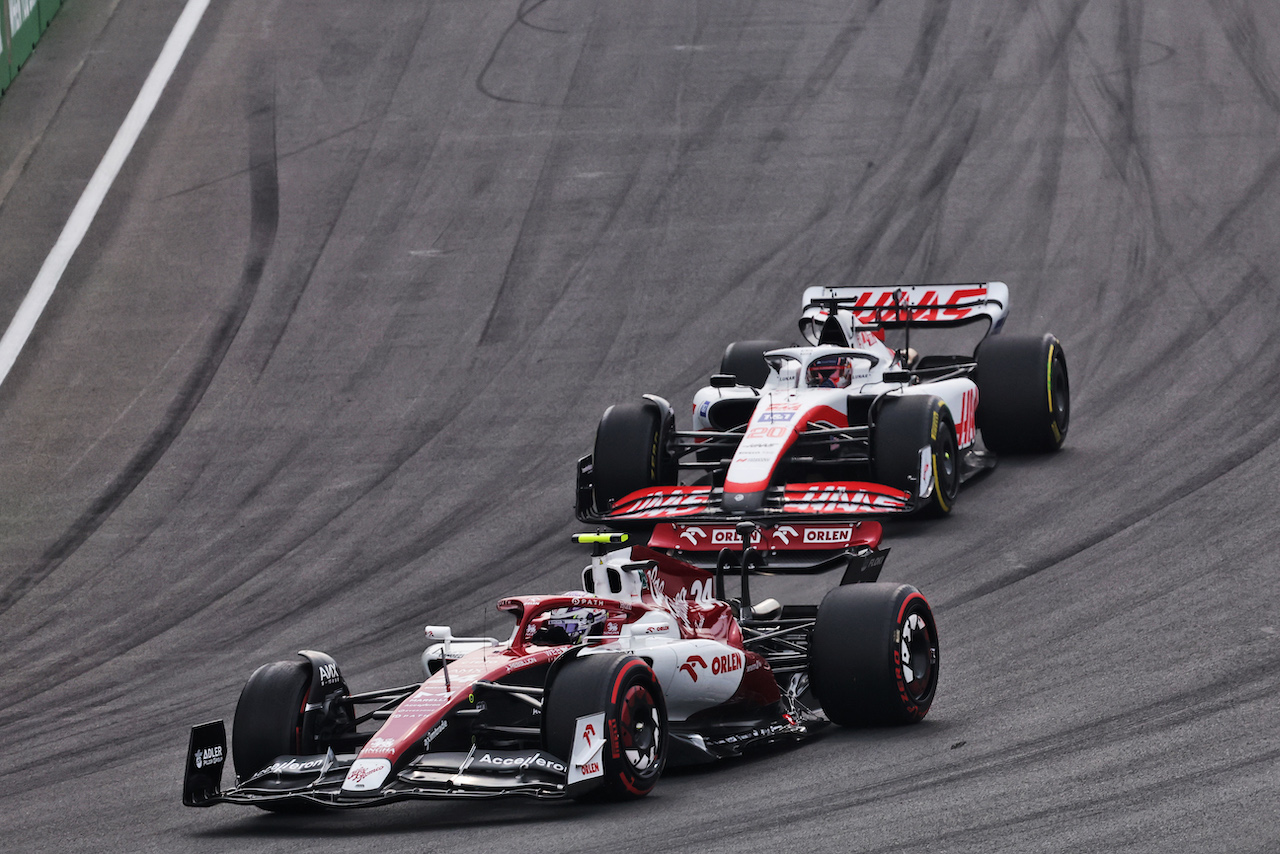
585;481;914;524
184;726;571;808
669;709;823;765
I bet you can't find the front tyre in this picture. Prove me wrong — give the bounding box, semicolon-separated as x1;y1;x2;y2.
543;654;668;801
230;660;332;813
974;333;1069;453
232;660;312;782
809;583;939;726
591;399;675;513
871;395;959;516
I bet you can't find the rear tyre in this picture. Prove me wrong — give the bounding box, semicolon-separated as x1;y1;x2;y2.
592;400;675;513
543;654;667;801
871;395;959;516
720;340;787;389
975;333;1069;453
809;583;939;726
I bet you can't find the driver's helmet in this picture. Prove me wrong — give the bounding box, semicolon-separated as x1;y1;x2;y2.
806;354;855;388
530;607;606;645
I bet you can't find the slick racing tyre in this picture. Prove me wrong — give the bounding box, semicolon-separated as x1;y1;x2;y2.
809;583;939;726
232;659;333;812
543;654;668;801
592;399;675;514
974;333;1069;453
871;394;959;516
720;340;787;389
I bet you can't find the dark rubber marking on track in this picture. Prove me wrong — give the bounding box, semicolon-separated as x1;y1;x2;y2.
0;79;280;616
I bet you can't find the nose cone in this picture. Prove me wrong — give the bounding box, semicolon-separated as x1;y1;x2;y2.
723;490;766;513
341;758;391;792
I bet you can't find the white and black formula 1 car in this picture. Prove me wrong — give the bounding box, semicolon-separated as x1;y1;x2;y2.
576;282;1069;525
183;523;937;809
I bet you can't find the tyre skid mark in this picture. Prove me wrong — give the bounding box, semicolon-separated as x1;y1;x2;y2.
1208;0;1280;117
948;386;1280;609
1065;2;1280;382
248;8;437;380
476;0;579;107
0;78;280;618
670;656;1280;848
0;466;566;720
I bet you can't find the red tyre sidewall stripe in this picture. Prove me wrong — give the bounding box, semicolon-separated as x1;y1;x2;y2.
896;591;927;626
609;660;646;762
610;659;646;705
610;659;658;796
894;591;932;719
619;770;648;796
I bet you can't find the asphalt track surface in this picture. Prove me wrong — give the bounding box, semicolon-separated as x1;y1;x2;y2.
2;1;1278;851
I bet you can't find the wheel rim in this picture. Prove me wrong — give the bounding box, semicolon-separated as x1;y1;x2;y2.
936;426;958;500
618;684;662;774
899;611;936;702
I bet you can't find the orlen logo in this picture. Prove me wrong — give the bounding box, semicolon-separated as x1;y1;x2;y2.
678;655;708;682
712;528;761;545
678;652;742;681
712;653;743;675
678;526;706;545
803;527;852;544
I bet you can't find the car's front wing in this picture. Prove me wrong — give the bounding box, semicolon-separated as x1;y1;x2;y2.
184;721;569;809
578;480;916;525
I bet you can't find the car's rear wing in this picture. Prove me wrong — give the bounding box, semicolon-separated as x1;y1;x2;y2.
800;281;1009;342
646;520;889;583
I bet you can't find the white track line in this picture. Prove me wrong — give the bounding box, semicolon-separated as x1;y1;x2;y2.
0;0;212;389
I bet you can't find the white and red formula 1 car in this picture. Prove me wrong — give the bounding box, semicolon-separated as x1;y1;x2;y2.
576;282;1069;525
183;523;936;809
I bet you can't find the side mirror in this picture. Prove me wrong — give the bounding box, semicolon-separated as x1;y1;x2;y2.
710;373;737;388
